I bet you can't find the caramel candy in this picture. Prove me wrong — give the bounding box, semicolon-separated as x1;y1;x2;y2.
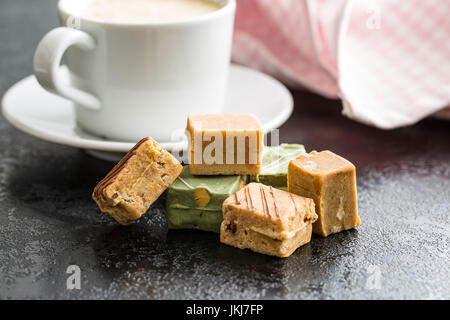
186;114;264;175
93;137;182;225
288;150;361;237
220;183;317;258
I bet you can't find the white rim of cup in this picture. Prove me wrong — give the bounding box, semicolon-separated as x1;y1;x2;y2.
58;0;236;27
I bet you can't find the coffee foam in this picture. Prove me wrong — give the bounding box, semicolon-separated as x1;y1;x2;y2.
79;0;222;23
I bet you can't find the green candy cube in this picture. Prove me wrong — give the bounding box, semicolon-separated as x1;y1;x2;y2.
166;166;246;233
250;144;306;190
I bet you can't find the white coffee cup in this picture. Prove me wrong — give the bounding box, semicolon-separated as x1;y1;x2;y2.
33;0;236;142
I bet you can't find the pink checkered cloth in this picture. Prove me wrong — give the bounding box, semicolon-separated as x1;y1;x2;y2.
232;0;450;128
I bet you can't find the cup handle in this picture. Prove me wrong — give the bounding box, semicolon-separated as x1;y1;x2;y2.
33;27;101;111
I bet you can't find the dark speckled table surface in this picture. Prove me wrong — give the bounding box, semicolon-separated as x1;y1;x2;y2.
0;0;449;300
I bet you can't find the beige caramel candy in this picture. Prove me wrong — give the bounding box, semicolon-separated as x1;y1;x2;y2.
220;183;317;258
288;150;361;237
186;114;264;175
93;137;182;225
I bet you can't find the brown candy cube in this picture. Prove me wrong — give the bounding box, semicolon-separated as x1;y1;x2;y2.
220;183;317;258
93;137;182;225
186;114;264;175
288;150;361;237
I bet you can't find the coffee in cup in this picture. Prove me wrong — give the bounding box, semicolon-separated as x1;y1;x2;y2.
80;0;222;23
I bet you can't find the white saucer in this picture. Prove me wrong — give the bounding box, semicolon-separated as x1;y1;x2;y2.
2;65;293;162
